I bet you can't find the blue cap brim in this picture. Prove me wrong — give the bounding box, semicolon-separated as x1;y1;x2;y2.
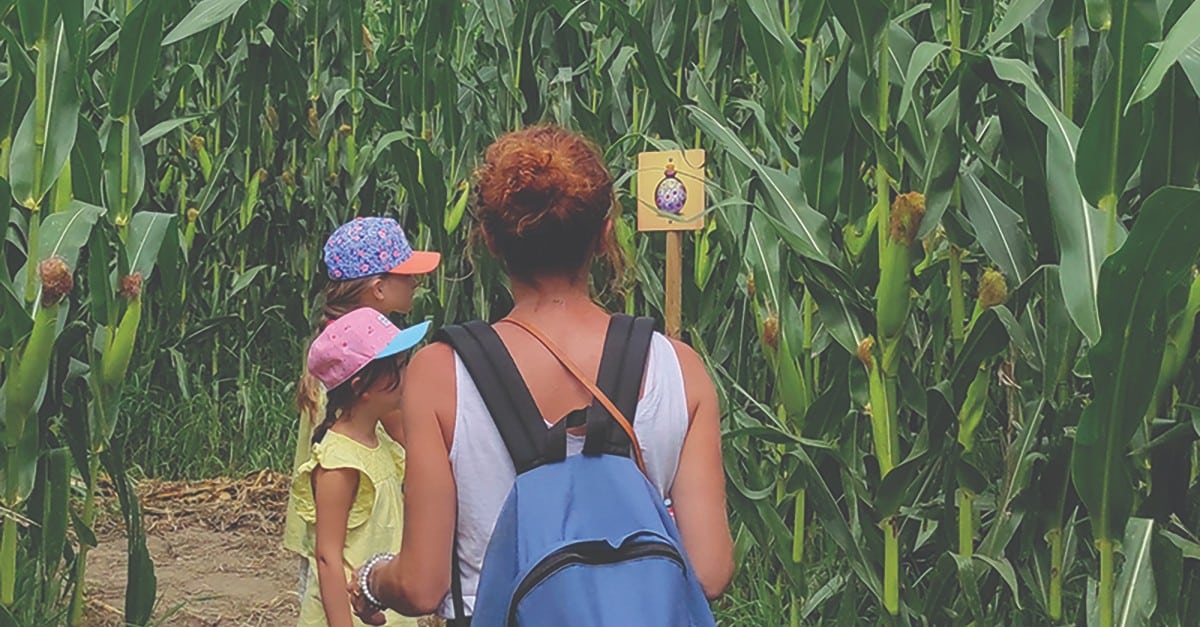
375;320;432;359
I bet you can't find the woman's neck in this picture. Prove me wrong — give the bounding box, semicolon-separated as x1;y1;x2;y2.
507;274;601;320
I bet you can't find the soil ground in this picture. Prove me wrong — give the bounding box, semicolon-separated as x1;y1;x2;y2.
84;526;299;626
80;471;441;627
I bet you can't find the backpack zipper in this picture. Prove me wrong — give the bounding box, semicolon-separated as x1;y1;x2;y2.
508;541;685;625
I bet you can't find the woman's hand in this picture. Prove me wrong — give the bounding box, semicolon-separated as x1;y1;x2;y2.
347;565;388;625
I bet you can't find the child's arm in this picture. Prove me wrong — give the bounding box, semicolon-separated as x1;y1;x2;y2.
313;466;360;627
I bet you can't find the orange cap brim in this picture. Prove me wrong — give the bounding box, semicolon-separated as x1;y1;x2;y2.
387;250;441;275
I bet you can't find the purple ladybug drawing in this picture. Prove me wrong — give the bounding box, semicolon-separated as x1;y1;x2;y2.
655;162;687;215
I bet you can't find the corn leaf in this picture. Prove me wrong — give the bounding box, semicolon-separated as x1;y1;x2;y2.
830;0;889;52
103;115;145;218
990;56;1114;343
808;281;867;355
108;0;164;118
898;42;948;121
1141;67;1200;194
960;170;1034;284
101;448;156;626
987;0;1049;49
686;92;834;265
1127;0;1200;108
69;116;102;205
39;447;69;569
0;55;31;141
8;23;79;209
138;116;199;147
38;200;104;269
126;212;173;282
1179;40;1200;97
0;282;31;351
162;0;251;46
799;64;851;218
0;177;9;265
1075;0;1159;208
789;445;884;602
918;86;962;237
1071;187;1200;543
1113;517;1157;626
15;0;59;46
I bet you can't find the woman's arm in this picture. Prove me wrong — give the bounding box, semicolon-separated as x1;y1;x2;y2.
313;466;360;627
369;343;458;616
668;340;735;599
379;408;406;446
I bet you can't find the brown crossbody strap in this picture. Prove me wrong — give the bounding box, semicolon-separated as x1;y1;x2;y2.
499;317;648;474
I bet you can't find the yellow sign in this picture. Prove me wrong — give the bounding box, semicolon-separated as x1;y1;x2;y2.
636;149;705;232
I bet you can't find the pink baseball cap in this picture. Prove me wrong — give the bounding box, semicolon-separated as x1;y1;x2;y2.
307;308;432;390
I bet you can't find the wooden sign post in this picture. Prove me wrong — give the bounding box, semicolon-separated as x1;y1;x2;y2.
637;149;705;339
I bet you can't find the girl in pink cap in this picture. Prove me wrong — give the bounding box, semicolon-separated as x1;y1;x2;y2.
291;308;432;627
285;217;440;615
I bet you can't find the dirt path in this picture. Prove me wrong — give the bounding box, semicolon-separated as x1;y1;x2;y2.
85;526;299;626
82;471;442;626
83;471;300;626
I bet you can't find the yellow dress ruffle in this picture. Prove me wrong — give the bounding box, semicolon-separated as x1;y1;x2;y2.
290;427;416;627
283;398;323;556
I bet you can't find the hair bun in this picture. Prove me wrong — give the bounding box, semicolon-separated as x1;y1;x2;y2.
474;125;615;279
499;146;574;235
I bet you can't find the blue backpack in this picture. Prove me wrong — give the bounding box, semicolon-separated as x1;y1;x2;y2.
437;316;717;627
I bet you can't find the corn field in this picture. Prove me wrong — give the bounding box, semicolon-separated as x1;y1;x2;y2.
2;0;1200;624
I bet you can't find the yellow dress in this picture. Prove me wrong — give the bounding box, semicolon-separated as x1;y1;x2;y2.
283;403;320;556
290;427;418;627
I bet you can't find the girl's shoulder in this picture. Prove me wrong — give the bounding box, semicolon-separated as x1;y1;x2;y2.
376;423;407;472
290;432;397;529
308;430;377;469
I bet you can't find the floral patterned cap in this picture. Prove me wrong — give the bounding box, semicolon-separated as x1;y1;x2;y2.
323;217;441;280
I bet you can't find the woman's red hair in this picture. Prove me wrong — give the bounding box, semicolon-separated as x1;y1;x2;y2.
474;125;620;281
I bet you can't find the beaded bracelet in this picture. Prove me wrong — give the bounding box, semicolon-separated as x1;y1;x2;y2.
358;553;394;612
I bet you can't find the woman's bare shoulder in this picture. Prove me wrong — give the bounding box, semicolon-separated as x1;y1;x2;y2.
665;337;718;419
409;340;456;373
402;341;458;446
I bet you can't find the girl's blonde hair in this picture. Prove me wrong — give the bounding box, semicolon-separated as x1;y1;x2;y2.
295;277;378;423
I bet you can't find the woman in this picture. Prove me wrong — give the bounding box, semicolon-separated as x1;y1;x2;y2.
351;125;733;624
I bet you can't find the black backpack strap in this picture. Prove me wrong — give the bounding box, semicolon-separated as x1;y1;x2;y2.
582;315;657;457
450;535;466;621
434;322;546;474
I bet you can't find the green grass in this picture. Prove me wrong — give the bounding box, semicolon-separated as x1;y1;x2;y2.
714;548;791;625
118;363;299;480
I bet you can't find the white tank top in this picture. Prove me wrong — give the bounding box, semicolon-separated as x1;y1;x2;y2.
438;331;690;618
